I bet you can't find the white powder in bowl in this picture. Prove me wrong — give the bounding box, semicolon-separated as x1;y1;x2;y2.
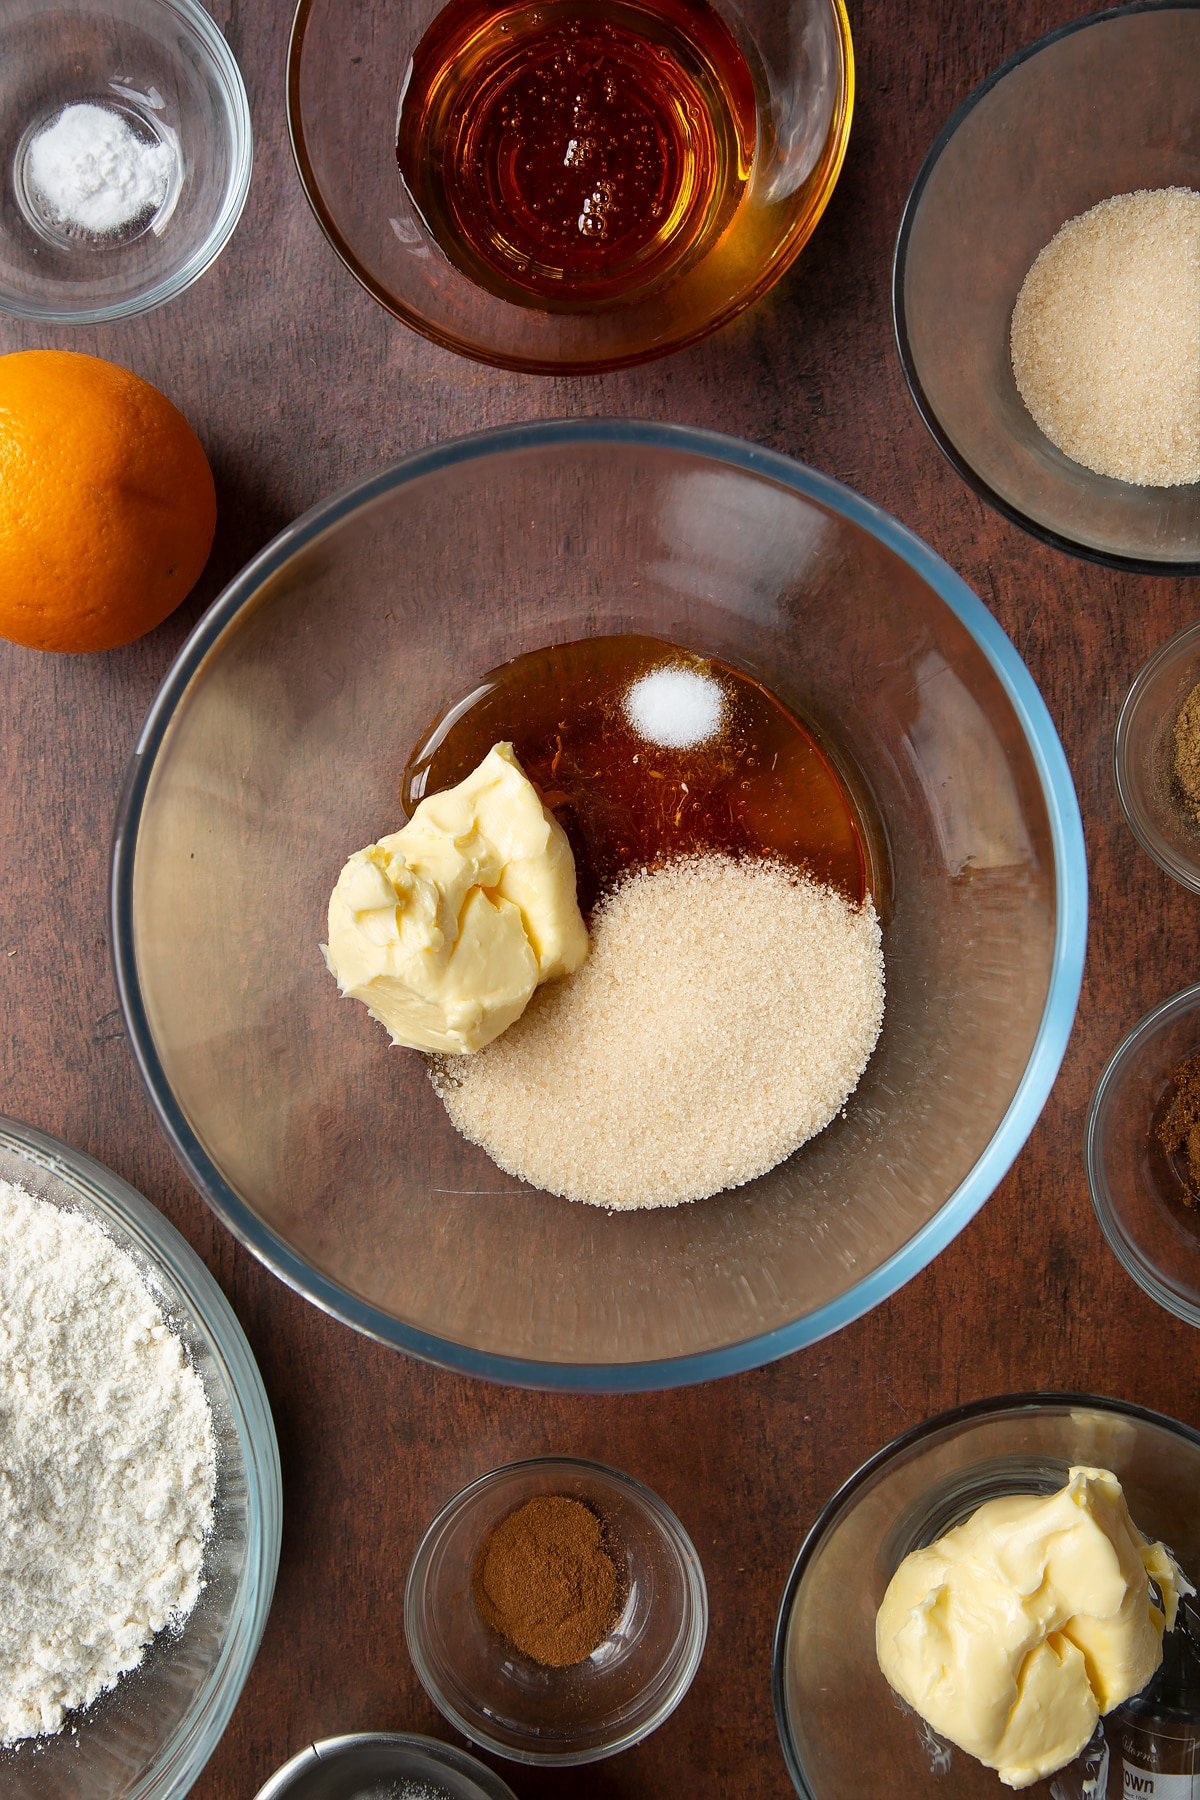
623;665;725;748
27;101;175;236
0;1178;216;1744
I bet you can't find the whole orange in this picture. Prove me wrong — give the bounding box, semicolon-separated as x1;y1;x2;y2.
0;350;217;653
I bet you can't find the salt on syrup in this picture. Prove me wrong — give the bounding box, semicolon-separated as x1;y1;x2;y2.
402;634;882;915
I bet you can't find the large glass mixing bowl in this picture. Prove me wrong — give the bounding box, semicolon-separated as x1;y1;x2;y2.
111;421;1086;1389
774;1393;1200;1798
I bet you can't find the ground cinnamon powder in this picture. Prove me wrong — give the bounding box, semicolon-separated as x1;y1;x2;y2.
1172;684;1200;827
1157;1051;1200;1207
472;1494;620;1667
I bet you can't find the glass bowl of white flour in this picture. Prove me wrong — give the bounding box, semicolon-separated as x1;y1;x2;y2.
0;0;251;322
0;1112;281;1799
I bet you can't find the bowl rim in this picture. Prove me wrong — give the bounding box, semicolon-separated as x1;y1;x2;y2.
252;1730;521;1800
1084;980;1200;1327
402;1453;708;1766
771;1388;1200;1798
0;1111;282;1800
110;416;1088;1393
0;0;253;326
284;0;855;374
1113;619;1200;894
891;0;1200;580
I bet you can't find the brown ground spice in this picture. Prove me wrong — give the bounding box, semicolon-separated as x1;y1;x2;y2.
1157;1051;1200;1207
472;1494;620;1667
1172;684;1200;827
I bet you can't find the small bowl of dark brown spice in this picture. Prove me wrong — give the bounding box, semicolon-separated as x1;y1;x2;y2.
1087;984;1200;1329
1116;622;1200;894
403;1456;707;1765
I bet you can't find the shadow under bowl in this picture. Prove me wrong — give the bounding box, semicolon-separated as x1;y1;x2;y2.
774;1392;1200;1797
1115;620;1200;893
110;420;1086;1389
0;0;251;323
0;1114;281;1800
286;0;853;372
403;1457;707;1766
894;2;1200;574
1086;984;1200;1328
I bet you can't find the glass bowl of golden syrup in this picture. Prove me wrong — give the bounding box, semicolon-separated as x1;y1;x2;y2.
286;0;853;371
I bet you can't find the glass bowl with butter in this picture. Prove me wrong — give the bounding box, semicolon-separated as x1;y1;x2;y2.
774;1392;1200;1797
111;420;1085;1389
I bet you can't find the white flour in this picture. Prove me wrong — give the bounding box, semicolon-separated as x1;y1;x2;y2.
0;1179;216;1744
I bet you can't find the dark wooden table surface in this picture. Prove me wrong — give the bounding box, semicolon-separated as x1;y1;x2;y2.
3;1;1199;1794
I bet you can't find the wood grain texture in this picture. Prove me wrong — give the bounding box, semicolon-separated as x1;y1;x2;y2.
2;0;1199;1795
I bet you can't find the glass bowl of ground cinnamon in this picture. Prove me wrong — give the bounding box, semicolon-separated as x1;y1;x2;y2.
1115;621;1200;895
1086;984;1200;1329
403;1456;707;1765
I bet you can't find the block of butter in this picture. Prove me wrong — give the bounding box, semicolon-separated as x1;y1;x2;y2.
875;1465;1194;1790
322;742;588;1054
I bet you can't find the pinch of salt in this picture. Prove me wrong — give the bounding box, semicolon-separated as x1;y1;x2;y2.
622;665;724;749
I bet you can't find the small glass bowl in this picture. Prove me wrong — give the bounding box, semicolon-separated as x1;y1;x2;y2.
894;3;1200;574
0;1112;281;1800
253;1732;519;1800
1115;621;1200;893
1086;985;1200;1329
287;0;853;372
774;1393;1200;1798
403;1456;708;1765
0;0;252;323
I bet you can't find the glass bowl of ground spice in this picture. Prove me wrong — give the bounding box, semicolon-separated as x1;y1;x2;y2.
1115;621;1200;894
0;0;252;323
403;1456;707;1764
894;4;1200;575
1086;985;1200;1330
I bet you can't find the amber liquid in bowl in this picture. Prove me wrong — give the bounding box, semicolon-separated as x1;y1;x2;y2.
396;0;757;309
402;635;871;914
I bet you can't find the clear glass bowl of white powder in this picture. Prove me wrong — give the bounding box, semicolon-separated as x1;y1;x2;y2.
0;1113;281;1800
0;0;251;322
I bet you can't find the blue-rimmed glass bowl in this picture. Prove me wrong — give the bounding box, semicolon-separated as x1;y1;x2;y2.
774;1392;1200;1798
0;1114;281;1800
111;420;1086;1390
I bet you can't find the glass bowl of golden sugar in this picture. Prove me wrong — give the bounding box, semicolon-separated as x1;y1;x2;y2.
894;4;1200;575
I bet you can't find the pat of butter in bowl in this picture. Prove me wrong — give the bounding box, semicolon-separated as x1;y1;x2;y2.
323;742;588;1054
875;1466;1194;1790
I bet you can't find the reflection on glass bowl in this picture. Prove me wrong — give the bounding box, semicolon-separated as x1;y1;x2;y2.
774;1393;1200;1798
111;420;1086;1390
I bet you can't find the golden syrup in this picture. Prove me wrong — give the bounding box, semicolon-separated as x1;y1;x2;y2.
396;0;757;309
402;636;872;915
